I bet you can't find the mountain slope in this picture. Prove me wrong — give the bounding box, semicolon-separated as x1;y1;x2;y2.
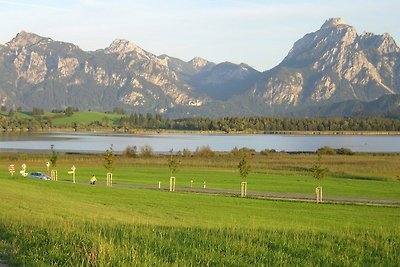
286;94;400;118
252;18;400;108
0;18;399;119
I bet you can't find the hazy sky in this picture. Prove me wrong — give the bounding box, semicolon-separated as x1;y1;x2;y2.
0;0;398;71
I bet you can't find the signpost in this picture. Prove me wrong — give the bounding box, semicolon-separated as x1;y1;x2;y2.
8;164;15;176
68;165;76;183
46;162;50;174
20;163;27;177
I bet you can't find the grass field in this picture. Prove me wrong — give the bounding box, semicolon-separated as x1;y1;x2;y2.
0;152;399;266
49;111;123;127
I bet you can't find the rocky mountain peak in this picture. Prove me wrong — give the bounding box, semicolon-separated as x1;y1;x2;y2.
378;33;399;53
321;18;346;29
359;32;400;54
106;38;146;56
189;57;211;70
6;30;48;50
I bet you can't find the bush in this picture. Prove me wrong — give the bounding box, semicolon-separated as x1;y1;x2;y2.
182;148;191;158
194;146;214;158
139;145;154;158
231;147;256;157
335;147;354;155
260;148;276;155
123;145;138;158
316;146;336;155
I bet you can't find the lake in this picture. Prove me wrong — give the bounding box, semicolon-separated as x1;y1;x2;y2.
1;132;400;153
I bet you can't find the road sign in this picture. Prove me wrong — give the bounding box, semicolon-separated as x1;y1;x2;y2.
8;164;15;175
69;165;76;183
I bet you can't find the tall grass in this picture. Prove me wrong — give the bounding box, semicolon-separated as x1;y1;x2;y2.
1;152;400;266
1;220;399;266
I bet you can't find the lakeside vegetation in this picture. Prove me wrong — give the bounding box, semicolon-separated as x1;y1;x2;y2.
0;150;399;266
1;108;400;133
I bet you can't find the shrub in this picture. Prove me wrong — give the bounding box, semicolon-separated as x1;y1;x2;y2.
335;147;354;155
316;146;336;155
231;147;256;157
140;145;154;158
194;146;214;158
260;148;276;155
182;148;191;158
123;145;138;158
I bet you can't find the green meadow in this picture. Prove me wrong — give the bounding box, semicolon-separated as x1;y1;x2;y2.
0;152;399;266
50;111;123;127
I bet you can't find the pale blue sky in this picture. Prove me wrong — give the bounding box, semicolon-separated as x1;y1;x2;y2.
0;0;398;71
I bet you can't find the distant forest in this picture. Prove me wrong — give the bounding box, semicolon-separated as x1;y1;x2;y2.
119;114;400;132
1;111;400;132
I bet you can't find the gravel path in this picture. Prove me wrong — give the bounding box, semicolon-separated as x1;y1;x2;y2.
108;183;400;206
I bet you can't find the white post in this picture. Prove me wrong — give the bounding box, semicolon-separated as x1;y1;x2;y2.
51;170;58;181
71;165;76;183
316;187;322;203
107;173;113;186
158;181;161;189
190;180;193;188
320;186;323;203
240;182;247;197
169;177;176;192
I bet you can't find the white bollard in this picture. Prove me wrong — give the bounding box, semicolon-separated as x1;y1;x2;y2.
169;177;176;192
107;173;113;186
240;182;247;197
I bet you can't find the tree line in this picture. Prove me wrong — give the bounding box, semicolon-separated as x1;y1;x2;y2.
118;114;400;132
1;111;400;132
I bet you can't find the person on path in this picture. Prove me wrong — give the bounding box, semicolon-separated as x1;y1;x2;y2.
90;174;97;185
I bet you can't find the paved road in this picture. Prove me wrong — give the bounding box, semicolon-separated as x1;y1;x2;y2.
108;183;400;206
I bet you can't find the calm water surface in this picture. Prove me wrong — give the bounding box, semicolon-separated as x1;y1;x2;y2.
1;132;400;153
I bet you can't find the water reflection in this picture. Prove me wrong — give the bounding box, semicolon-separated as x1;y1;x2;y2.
1;132;400;153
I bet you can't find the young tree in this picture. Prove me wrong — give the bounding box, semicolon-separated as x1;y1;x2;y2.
237;156;251;182
104;144;116;173
49;144;58;168
311;154;328;188
168;149;181;177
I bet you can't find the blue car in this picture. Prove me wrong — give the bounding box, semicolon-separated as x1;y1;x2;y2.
28;172;51;180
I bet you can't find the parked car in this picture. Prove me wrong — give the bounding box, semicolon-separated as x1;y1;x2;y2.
28;172;51;180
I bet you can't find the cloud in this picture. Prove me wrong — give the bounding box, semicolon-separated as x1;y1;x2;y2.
79;0;110;8
0;0;71;11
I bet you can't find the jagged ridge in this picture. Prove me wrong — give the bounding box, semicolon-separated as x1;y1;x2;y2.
0;18;399;118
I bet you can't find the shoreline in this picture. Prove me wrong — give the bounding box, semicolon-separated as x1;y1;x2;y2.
2;128;400;136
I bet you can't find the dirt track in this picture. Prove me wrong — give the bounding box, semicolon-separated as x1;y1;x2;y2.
107;183;400;206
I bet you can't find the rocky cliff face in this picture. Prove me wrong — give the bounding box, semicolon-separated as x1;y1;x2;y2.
0;32;211;112
252;18;400;107
0;18;399;118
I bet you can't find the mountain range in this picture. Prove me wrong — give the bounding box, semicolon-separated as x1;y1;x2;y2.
0;18;399;118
